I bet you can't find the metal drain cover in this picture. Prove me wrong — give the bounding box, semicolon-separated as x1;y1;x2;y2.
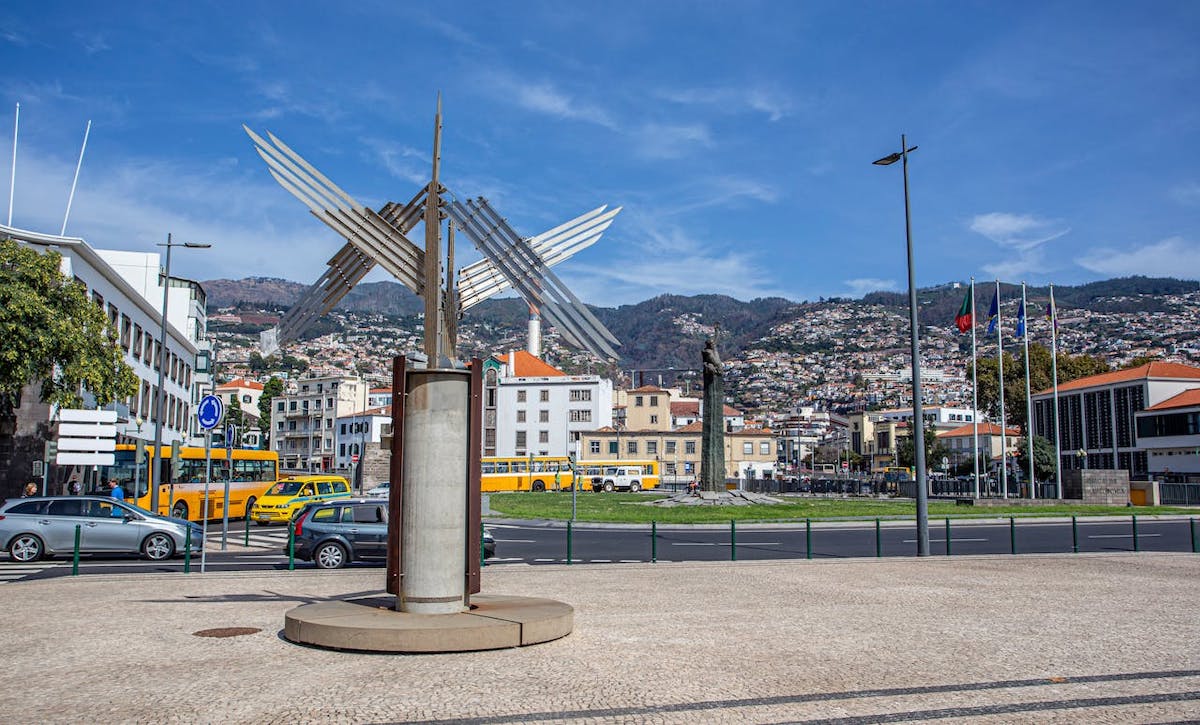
193;627;261;638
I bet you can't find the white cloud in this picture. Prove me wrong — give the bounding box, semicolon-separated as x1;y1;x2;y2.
982;249;1047;281
657;86;792;122
1078;236;1200;277
359;137;428;186
632;123;714;160
969;212;1069;251
1170;181;1200;206
844;278;899;297
508;80;617;130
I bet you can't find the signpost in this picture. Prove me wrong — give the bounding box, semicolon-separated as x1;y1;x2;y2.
56;409;117;493
196;394;223;572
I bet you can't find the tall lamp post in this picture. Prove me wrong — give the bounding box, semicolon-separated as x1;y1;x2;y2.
149;234;210;515
873;135;929;556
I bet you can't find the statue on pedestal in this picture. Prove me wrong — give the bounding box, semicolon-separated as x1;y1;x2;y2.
700;337;726;493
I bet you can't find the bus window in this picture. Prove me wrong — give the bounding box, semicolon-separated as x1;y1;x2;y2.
513;461;527;474
481;461;496;474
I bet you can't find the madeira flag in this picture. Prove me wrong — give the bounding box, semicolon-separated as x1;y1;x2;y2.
954;288;973;333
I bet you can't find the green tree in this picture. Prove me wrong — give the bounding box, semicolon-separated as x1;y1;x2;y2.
896;418;950;473
258;376;285;446
970;343;1109;433
1015;435;1058;483
0;239;137;415
226;396;246;429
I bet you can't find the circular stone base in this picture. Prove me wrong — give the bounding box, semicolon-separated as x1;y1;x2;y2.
283;594;573;653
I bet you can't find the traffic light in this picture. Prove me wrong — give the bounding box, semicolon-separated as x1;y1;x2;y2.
44;440;58;462
171;440;182;477
135;439;146;464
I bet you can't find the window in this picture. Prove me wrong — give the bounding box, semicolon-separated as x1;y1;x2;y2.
650;395;658;406
647;441;658;455
120;315;132;352
685;441;696;454
517;410;526;423
760;442;770;455
326;397;334;408
517;390;527;403
539;389;549;402
515;431;527;449
635;396;644;407
539;410;549;423
340;423;347;435
743;442;753;455
538;430;549;444
666;441;676;454
570;409;592;423
339;443;346;456
590;441;600;454
650;415;658;425
570;389;592;402
626;441;638;454
132;325;143;360
608;441;618;455
276;421;283;431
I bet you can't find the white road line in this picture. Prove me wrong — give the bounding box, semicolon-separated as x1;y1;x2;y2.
1089;533;1162;539
903;538;989;543
590;559;613;562
495;539;537;543
672;541;782;546
533;558;556;562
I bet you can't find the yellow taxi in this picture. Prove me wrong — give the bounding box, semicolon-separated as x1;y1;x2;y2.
250;474;352;525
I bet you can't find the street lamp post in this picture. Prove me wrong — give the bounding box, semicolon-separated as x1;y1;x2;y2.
874;135;930;556
150;234;210;515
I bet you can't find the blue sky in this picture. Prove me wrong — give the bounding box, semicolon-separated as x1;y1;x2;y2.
3;1;1199;306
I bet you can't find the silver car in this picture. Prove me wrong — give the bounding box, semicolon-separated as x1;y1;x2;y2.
0;496;204;562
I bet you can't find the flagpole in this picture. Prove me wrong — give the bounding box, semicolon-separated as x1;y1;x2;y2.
996;279;1008;499
1049;284;1062;498
1022;282;1034;499
971;277;979;498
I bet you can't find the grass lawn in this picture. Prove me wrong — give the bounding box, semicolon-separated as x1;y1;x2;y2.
486;491;1199;524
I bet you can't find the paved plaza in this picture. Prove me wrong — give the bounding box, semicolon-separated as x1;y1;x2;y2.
2;553;1199;723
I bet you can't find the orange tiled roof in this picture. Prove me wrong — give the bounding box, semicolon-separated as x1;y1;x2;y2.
496;351;566;377
730;427;773;436
215;377;264;391
671;401;700;415
1144;387;1200;412
1038;361;1200;395
674;421;704;433
939;422;1020;438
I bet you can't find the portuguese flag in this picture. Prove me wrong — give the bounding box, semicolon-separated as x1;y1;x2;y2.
954;288;973;333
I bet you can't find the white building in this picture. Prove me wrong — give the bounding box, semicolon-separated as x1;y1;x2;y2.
482;351;612;458
269;374;367;471
334;406;390;470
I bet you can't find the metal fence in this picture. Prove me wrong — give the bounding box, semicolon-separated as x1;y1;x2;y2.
1161;483;1200;506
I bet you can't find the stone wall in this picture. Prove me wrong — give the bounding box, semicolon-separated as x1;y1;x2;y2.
1063;469;1131;505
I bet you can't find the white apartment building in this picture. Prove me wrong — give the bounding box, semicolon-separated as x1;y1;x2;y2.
269;374;366;471
334;406;390;470
483;351;612;458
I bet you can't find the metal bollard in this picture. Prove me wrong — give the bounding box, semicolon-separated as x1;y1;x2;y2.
72;524;81;576
876;518;882;558
806;518;812;560
287;521;295;571
1132;514;1139;553
1072;515;1079;554
567;520;573;565
651;521;657;563
1192;518;1197;554
1009;517;1016;555
183;527;192;574
244;514;250;548
730;519;737;562
481;522;487;567
945;517;951;557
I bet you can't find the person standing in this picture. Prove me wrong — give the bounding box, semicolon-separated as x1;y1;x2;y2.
108;478;126;502
21;482;37;497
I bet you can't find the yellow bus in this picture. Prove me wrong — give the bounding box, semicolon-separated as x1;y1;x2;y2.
97;444;280;522
574;460;661;492
480;456;576;492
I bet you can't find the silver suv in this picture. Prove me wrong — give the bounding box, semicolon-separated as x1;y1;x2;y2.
0;496;204;562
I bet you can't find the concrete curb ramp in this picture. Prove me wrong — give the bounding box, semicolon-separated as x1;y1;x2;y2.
284;593;572;652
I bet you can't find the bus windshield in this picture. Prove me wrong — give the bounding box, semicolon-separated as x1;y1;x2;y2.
97;450;150;497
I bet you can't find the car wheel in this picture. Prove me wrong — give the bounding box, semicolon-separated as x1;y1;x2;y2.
630;482;641;493
314;542;347;569
531;479;545;492
171;501;189;520
603;481;614;492
243;497;256;520
9;533;43;562
142;532;176;561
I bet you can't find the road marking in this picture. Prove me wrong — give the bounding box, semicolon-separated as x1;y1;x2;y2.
1089;533;1162;539
590;559;612;562
533;558;556;562
672;541;783;547
495;539;537;543
903;538;989;543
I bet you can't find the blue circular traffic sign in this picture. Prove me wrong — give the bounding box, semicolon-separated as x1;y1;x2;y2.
197;394;224;430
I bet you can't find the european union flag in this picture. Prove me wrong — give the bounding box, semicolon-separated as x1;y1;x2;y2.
1016;299;1026;339
986;291;999;335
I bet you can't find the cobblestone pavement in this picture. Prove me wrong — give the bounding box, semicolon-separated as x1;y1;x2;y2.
1;553;1198;723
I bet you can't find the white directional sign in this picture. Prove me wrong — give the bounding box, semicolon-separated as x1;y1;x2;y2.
55;408;118;466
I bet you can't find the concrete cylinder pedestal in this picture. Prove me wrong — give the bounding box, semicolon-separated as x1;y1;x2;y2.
400;369;470;614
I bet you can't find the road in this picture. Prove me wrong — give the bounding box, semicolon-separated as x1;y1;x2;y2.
1;515;1196;583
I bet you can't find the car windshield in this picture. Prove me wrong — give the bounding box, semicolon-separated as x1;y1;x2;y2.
268;480;306;496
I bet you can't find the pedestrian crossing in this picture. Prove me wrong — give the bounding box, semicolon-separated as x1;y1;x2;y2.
203;523;291;551
0;562;63;583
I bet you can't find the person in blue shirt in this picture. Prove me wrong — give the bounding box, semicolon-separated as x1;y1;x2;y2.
108;478;126;516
